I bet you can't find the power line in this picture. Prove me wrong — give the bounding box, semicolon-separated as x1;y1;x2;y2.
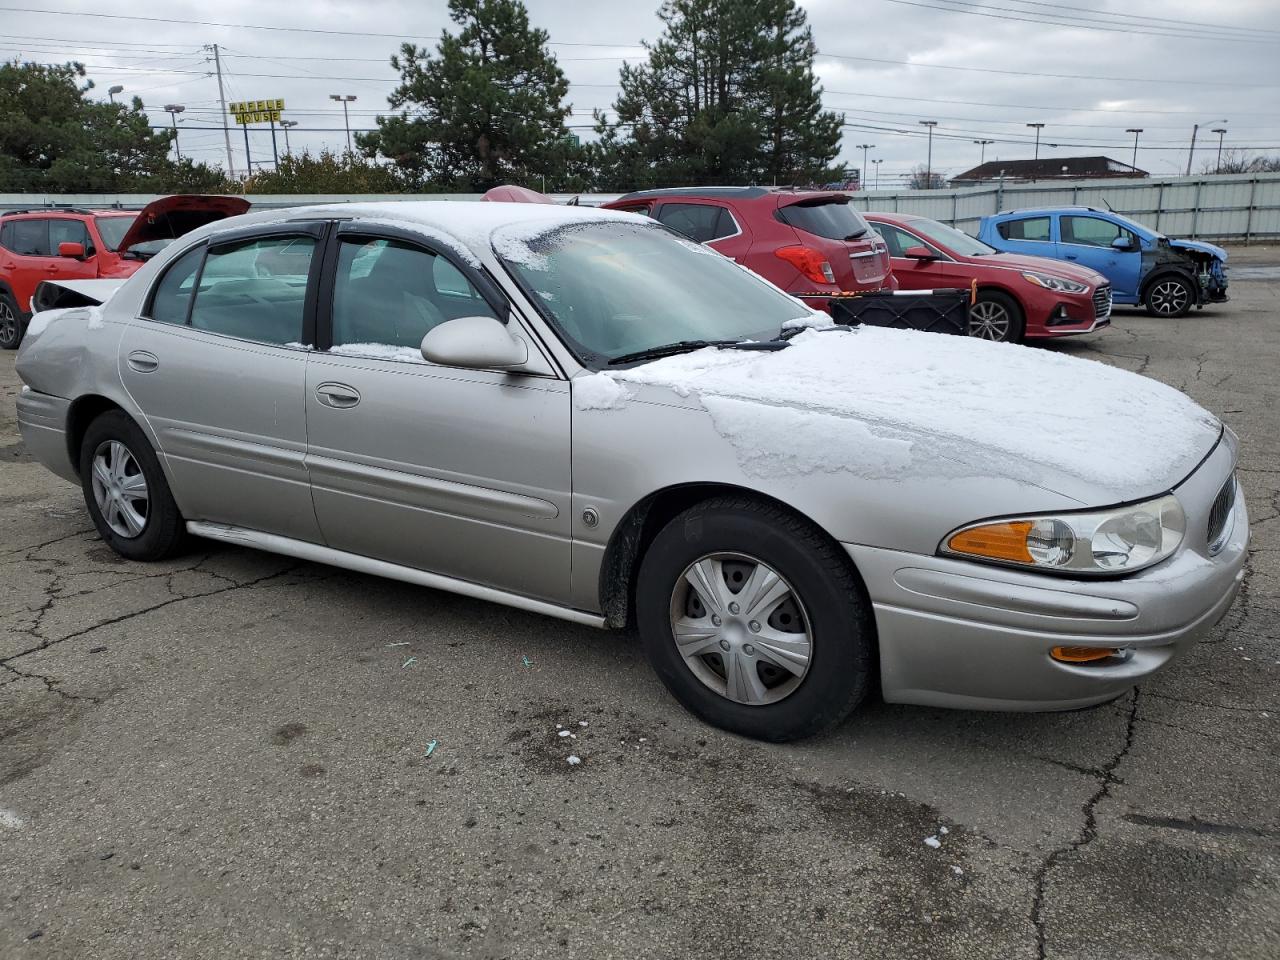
979;0;1280;36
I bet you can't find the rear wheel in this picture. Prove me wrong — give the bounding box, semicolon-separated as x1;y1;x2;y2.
1145;275;1194;317
970;290;1025;343
79;410;186;561
636;498;873;741
0;291;22;350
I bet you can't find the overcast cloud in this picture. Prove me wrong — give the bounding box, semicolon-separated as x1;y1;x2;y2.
2;0;1278;187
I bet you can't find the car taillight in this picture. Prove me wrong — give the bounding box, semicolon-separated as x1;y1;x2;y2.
775;245;836;285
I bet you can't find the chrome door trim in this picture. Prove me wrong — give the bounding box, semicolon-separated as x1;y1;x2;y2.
186;521;606;628
305;451;561;520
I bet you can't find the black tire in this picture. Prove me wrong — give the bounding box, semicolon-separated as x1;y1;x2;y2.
0;291;22;350
1144;274;1194;317
79;410;186;561
635;497;873;742
969;290;1025;343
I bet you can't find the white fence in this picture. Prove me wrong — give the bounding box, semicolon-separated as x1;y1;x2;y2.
3;172;1278;242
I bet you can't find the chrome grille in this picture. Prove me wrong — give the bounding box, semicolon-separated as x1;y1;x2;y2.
1093;284;1113;319
1207;473;1237;555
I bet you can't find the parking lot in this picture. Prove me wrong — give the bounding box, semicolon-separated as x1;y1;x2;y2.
1;247;1277;959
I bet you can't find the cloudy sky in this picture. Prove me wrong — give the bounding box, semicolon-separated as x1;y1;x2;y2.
3;0;1278;188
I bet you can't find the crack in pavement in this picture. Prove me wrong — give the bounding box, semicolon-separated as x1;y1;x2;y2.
0;659;102;704
1029;688;1140;960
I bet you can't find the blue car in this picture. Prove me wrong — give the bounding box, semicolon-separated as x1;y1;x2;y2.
977;207;1228;318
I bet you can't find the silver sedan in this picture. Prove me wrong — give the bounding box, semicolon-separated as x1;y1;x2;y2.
15;202;1248;741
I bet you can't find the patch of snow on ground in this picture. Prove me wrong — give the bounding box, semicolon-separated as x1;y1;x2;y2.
327;343;427;364
572;372;631;411
615;327;1220;490
0;809;24;830
924;835;942;849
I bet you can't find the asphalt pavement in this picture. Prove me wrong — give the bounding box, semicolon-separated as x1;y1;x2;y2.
1;247;1277;959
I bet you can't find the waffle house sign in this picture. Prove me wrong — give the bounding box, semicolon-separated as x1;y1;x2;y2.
230;99;285;124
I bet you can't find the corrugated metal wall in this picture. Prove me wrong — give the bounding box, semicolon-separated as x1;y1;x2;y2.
3;173;1278;241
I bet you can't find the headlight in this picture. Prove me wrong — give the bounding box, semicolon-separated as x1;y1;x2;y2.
1021;271;1088;294
942;494;1185;575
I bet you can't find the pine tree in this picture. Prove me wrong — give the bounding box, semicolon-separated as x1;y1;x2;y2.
360;0;574;191
597;0;842;187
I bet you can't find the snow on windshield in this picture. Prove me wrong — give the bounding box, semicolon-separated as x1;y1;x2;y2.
613;327;1220;489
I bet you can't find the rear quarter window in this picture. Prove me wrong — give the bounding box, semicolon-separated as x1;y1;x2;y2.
777;200;870;241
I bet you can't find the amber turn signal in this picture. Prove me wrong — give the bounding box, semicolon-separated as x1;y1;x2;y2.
946;521;1033;564
1050;646;1118;664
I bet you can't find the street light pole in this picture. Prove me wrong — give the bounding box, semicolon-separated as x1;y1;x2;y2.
1026;123;1045;160
1187;119;1227;176
280;120;298;156
330;94;357;153
163;104;185;162
1211;128;1228;173
973;139;994;165
107;84;123;104
871;158;883;191
1125;128;1143;169
856;143;875;191
919;120;937;189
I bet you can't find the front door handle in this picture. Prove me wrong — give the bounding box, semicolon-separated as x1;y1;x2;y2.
316;382;360;409
126;350;159;373
1065;254;1078;260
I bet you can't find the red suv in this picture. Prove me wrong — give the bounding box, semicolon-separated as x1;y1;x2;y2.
603;187;893;310
0;196;249;349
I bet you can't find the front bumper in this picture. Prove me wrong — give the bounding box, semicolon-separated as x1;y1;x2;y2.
845;439;1248;711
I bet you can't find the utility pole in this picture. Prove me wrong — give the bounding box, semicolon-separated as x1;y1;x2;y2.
919;121;937;189
1212;127;1228;173
973;139;994;165
1126;128;1143;169
1187;119;1227;176
856;143;875;191
330;94;357;152
269;117;279;168
280;120;298;156
163;104;185;162
206;44;236;178
1026;122;1045;160
871;158;883;191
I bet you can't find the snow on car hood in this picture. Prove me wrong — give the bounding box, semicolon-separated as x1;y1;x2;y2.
1168;238;1228;261
612;327;1221;501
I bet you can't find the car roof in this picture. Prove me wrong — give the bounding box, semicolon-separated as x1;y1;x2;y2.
864;212;922;224
991;206;1110;218
0;208;131;219
611;186;849;204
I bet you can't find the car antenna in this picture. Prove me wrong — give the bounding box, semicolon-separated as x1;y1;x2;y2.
1101;197;1115;212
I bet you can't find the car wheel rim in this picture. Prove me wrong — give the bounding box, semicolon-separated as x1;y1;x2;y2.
1151;281;1189;315
0;302;15;345
668;552;813;706
969;301;1011;341
91;440;149;539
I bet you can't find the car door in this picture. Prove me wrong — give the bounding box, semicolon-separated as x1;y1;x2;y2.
47;218;101;282
118;223;326;543
1058;215;1142;299
654;201;751;263
0;218;79;312
303;223;573;605
873;222;972;291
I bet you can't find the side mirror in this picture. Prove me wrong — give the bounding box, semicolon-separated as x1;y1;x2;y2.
58;241;86;259
904;245;936;260
1111;236;1134;251
420;315;528;370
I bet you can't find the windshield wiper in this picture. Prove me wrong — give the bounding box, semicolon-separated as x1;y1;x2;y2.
607;338;786;366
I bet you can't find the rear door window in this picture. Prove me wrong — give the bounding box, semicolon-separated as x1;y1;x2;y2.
996;217;1051;242
777;200;870;241
655;203;738;244
147;245;205;325
188;235;317;344
2;219;51;256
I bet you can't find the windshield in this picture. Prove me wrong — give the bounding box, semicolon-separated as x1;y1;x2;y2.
909;219;997;256
777;199;870;240
499;221;811;364
94;215;136;251
1100;211;1161;240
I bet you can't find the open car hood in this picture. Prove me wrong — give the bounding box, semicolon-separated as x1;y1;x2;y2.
116;194;251;255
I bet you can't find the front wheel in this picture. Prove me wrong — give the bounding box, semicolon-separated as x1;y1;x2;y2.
969;290;1025;343
1145;275;1194;317
79;410;187;561
0;291;22;350
636;498;873;741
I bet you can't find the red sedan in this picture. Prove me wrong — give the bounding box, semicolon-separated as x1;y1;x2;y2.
866;213;1112;343
604;187;895;310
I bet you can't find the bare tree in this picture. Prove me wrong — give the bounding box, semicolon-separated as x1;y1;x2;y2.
1199;148;1280;175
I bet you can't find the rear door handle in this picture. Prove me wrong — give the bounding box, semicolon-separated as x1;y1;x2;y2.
1065;254;1078;260
126;350;159;373
316;382;360;409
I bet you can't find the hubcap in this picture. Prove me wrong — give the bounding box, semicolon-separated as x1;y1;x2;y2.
0;301;15;346
1150;280;1189;316
668;552;813;706
90;440;149;539
969;300;1011;341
